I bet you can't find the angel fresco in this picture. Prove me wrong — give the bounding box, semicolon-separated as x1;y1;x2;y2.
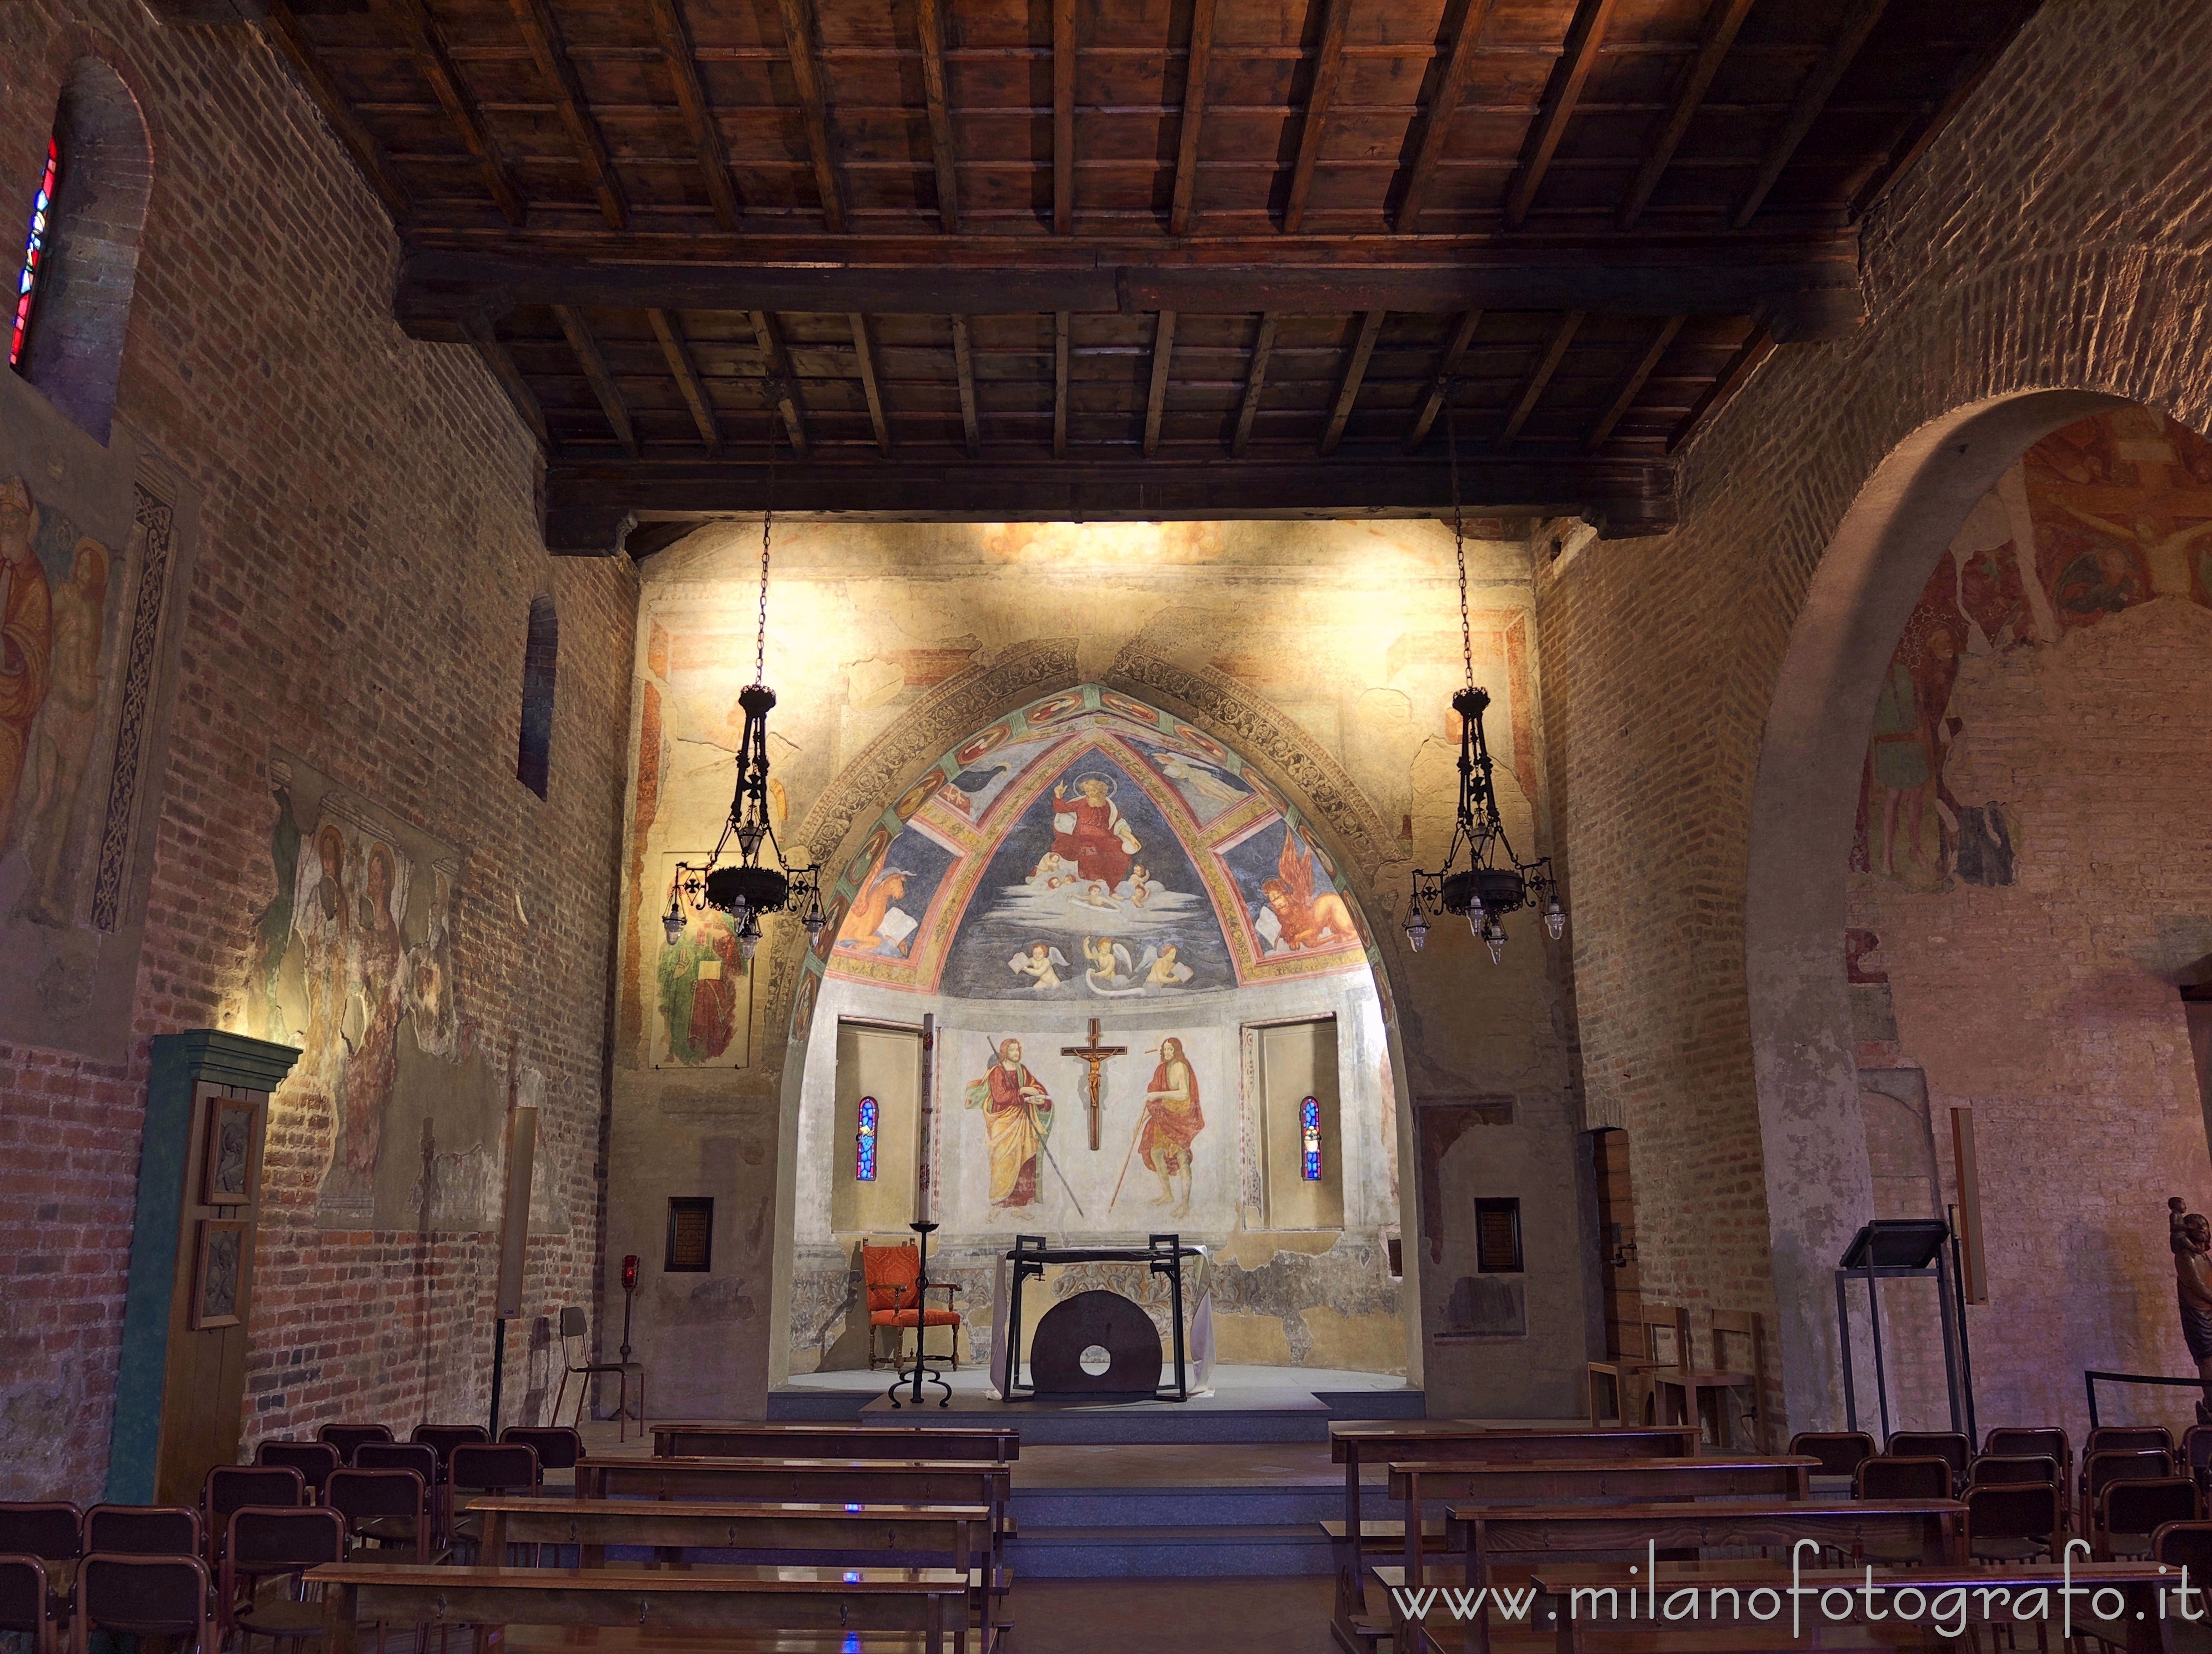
1259;831;1357;955
1008;942;1069;990
1081;935;1194;997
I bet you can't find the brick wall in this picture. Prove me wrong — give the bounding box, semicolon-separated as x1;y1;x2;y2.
0;1;634;1499
1537;0;2212;1432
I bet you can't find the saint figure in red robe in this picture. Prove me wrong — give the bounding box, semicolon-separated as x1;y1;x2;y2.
1050;774;1139;889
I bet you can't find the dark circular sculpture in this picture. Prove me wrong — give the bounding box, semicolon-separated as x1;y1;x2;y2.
1028;1290;1164;1399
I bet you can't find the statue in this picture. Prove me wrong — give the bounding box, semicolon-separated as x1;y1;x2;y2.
2170;1197;2212;1423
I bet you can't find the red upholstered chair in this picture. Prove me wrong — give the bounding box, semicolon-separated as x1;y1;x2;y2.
862;1241;962;1373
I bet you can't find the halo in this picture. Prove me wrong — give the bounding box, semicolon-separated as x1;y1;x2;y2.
1069;772;1118;798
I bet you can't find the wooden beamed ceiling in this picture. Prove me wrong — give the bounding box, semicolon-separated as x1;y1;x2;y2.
214;0;2045;551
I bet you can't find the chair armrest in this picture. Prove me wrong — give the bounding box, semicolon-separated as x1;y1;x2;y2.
927;1282;962;1301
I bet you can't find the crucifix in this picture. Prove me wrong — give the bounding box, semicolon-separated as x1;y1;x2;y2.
1061;1018;1127;1150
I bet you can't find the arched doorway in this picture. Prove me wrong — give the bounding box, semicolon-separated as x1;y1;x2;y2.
1748;391;2212;1433
777;684;1414;1390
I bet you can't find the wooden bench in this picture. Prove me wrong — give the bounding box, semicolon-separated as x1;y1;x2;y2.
1328;1426;1699;1649
1388;1456;1817;1590
1394;1499;1965;1654
1524;1558;2171;1654
307;1561;974;1654
650;1425;1019;1464
469;1495;990;1573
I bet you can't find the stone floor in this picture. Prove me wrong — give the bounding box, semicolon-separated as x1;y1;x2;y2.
1010;1576;1339;1654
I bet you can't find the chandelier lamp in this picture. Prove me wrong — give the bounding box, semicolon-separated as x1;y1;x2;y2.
1403;404;1565;965
662;433;825;960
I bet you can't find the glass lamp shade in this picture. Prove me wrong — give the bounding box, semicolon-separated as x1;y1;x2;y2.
662;905;686;946
1484;921;1507;965
1405;913;1429;953
1545;898;1566;941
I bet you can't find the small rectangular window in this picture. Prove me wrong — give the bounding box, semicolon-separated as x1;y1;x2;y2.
664;1197;713;1272
1475;1198;1523;1273
855;1095;878;1182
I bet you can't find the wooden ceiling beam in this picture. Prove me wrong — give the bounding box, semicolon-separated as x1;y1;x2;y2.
1167;0;1219;236
1847;0;2044;224
262;2;411;222
1393;0;1497;234
510;0;625;229
1229;312;1279;458
1053;311;1072;458
1585;313;1683;451
648;307;720;454
951;316;980;458
1617;0;1756;231
1053;0;1076;234
1403;309;1483;452
914;0;960;233
850;313;892;455
645;0;742;232
371;0;525;226
545;453;1679;554
1318;309;1385;456
1281;0;1353;234
750;309;810;458
461;311;545;446
552;304;635;456
1667;321;1771;452
1501;309;1583;441
1504;0;1624;229
1731;0;1888;228
398;246;1863;338
1143;310;1177;458
775;0;845;232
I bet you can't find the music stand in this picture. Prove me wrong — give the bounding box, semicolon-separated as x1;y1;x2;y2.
1834;1218;1974;1441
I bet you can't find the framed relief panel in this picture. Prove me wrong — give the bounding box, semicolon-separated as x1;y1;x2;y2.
199;1093;258;1206
190;1218;248;1330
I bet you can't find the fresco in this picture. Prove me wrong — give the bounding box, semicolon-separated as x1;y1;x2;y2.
1854;407;2212;891
654;851;757;1068
808;686;1373;1013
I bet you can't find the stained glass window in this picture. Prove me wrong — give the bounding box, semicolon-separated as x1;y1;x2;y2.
11;136;57;370
1300;1096;1322;1181
855;1095;878;1182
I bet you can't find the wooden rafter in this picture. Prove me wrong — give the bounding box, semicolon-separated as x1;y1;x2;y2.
372;0;524;226
775;0;844;232
263;1;411;222
1732;0;1888;228
1617;0;1756;231
510;0;625;229
951;316;980;458
914;0;960;233
1318;309;1386;456
1053;312;1072;459
648;308;719;454
1403;309;1483;452
1501;310;1583;441
750;309;809;457
1393;0;1498;233
1282;0;1353;234
461;311;546;446
850;313;892;456
1504;0;1624;229
1053;0;1077;234
1143;311;1177;458
645;0;741;231
1586;314;1683;451
1848;0;2042;223
552;305;635;456
1668;322;1772;452
1168;0;1219;236
1229;313;1279;457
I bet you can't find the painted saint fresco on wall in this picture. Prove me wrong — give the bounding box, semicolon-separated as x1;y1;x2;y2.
654;852;754;1068
964;1037;1057;1210
1125;734;1251;826
1130;1036;1203;1218
1853;406;2212;891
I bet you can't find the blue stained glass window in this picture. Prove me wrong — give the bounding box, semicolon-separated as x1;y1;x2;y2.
1300;1096;1322;1181
855;1095;878;1182
11;136;58;369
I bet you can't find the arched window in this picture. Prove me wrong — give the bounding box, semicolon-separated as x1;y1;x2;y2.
517;594;558;798
16;59;151;443
9;136;58;368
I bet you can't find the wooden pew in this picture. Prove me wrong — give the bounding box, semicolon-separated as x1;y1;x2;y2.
471;1495;989;1574
308;1561;972;1654
1328;1426;1698;1646
1524;1558;2169;1654
1389;1456;1817;1592
1389;1498;1965;1654
650;1425;1018;1463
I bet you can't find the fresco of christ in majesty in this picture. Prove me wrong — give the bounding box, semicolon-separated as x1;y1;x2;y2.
965;1038;1055;1209
1051;774;1140;890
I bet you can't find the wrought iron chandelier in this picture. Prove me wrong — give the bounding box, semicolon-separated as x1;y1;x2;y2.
662;432;825;960
1403;406;1564;964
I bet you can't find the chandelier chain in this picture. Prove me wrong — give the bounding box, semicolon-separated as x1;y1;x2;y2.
756;421;776;686
1446;401;1472;689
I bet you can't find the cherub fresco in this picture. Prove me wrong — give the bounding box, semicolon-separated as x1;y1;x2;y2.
1008;942;1068;990
1079;934;1195;997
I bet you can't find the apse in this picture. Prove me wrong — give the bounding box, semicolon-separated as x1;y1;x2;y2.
786;685;1406;1377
